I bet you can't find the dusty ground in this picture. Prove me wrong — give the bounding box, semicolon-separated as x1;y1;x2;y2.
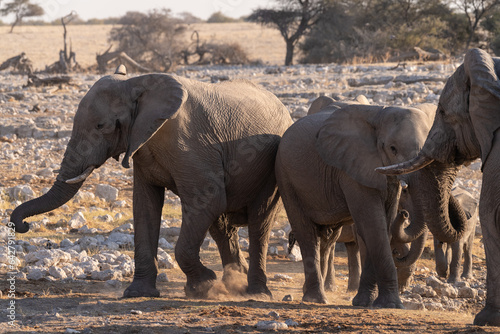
0;23;497;333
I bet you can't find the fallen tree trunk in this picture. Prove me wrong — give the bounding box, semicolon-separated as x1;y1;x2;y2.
96;49;151;73
25;74;71;87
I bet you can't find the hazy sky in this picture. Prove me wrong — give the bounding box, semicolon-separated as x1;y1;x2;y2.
38;0;273;22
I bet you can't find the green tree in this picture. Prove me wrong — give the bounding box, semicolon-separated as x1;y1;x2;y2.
452;0;500;50
1;0;44;33
248;0;324;65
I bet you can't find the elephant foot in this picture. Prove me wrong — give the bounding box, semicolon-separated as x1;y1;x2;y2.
474;305;500;326
461;273;473;280
302;290;328;304
324;282;337;292
447;275;458;284
185;268;217;299
352;289;376;307
247;284;273;300
123;279;160;298
372;293;404;309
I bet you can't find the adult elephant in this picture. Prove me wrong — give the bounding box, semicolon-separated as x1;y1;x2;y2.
377;48;500;326
10;65;293;299
275;100;440;307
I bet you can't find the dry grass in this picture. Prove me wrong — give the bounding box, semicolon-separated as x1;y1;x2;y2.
0;22;285;71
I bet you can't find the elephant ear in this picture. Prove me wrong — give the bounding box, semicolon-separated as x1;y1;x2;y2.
122;74;187;168
464;48;500;167
308;96;335;115
315;105;386;191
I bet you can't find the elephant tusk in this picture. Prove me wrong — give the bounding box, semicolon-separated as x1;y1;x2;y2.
65;166;95;184
400;180;408;189
376;155;434;175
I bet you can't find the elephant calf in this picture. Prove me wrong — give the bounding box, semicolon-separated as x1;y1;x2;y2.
10;65;293;299
433;187;478;283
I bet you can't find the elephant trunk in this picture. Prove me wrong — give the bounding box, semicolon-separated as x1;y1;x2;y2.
391;209;426;244
10;180;82;233
415;163;467;243
393;228;428;268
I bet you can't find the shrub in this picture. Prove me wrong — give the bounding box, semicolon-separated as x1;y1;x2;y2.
108;9;187;71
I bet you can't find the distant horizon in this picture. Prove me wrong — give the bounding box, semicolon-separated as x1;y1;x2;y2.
0;0;273;23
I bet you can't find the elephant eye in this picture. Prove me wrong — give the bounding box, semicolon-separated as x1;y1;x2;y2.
390;146;398;155
96;123;104;130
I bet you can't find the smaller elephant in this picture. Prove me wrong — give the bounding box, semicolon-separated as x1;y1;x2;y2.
434;187;478;283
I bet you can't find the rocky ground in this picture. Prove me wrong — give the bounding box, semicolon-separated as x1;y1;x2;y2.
0;61;493;333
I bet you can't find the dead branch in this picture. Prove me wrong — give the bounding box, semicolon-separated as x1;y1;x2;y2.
25;73;71;87
96;48;151;73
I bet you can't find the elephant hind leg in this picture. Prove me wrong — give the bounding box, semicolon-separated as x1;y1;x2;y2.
246;173;282;298
281;191;327;303
209;212;249;274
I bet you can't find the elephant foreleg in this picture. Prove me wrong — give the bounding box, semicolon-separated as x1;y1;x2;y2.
123;177;165;298
346;187;402;309
474;145;500;326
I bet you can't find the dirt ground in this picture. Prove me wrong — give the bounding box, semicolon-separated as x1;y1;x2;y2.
1;250;496;334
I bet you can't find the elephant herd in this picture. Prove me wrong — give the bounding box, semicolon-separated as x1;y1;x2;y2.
10;49;500;326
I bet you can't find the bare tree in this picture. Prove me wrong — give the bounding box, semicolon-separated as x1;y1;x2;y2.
248;0;324;65
453;0;500;50
1;0;44;33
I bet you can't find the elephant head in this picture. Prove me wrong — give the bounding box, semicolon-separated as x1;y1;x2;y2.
377;49;497;244
10;65;186;233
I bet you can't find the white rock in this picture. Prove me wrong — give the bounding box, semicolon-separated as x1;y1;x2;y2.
288;245;302;262
256;321;288;330
95;184;119;202
107;232;134;247
49;266;67;280
68;212;86;229
458;286;478;298
412;284;437;298
106;279;122;288
9;185;36;201
60;239;74;248
438;284;458;298
158;238;174;249
91;269;122;281
426;275;444;289
25;249;72;267
157;272;169;282
26;267;47;280
158;249;176;269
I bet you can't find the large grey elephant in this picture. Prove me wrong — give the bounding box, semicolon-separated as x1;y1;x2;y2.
377;48;500;326
10;66;293;299
275;100;438;307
